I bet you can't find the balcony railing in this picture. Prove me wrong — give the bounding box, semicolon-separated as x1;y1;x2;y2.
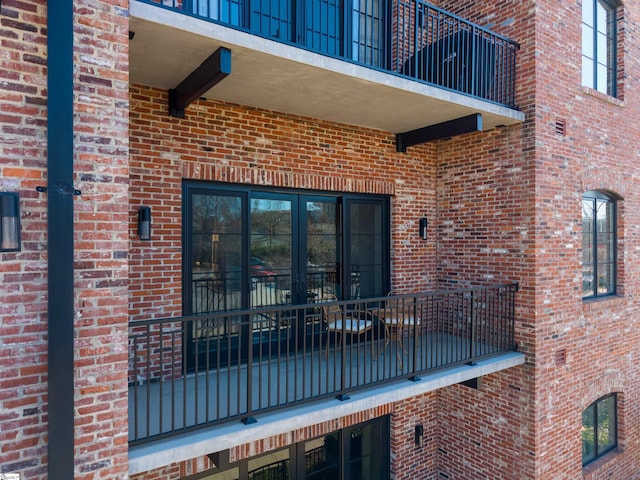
128;283;518;445
140;0;518;108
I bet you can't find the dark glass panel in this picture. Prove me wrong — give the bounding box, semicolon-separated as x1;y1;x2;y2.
349;202;384;298
192;193;243;313
306;200;340;302
306;0;342;56
582;405;596;464
597;395;617;453
305;433;340;480
250;198;293;308
249;448;290;480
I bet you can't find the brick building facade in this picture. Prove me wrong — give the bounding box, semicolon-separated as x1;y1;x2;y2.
1;0;639;479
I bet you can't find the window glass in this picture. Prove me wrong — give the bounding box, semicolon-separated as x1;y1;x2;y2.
349;422;386;479
582;404;596;464
352;0;387;67
348;201;385;299
200;467;240;480
305;433;340;479
192;193;243;312
581;0;618;96
582;191;616;299
193;417;390;480
582;394;617;466
184;183;389;369
191;0;241;25
248;448;290;479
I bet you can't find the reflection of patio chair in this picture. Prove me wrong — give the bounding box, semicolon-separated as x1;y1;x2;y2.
322;296;373;359
370;292;421;365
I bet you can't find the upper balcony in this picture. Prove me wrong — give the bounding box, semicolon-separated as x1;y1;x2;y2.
129;0;524;139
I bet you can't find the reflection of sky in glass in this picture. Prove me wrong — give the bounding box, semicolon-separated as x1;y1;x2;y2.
582;0;615;94
193;0;240;25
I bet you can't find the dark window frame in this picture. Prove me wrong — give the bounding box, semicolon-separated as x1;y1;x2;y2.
185;0;392;69
183;415;391;480
182;181;391;313
182;181;391;370
582;393;618;466
581;0;619;97
582;190;617;300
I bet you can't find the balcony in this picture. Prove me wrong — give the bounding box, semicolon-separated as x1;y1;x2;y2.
129;0;525;135
128;283;520;449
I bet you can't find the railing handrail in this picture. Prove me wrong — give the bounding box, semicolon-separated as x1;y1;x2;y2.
137;0;520;50
128;283;518;444
129;282;519;327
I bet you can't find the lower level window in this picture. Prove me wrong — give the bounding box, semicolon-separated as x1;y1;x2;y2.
197;416;390;479
582;393;617;465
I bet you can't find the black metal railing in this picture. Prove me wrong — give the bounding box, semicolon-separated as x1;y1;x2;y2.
128;283;518;444
140;0;518;108
192;270;347;313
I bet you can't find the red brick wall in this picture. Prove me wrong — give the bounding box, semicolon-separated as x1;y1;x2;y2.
0;1;49;476
433;0;640;479
531;0;640;477
0;1;130;479
391;392;438;480
128;86;439;324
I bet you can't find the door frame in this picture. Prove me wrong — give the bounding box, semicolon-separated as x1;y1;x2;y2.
182;181;390;370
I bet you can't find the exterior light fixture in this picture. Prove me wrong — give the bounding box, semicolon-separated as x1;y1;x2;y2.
415;424;424;447
138;206;151;241
419;217;428;240
0;192;21;252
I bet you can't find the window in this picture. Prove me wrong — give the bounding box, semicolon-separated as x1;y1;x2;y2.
582;394;617;465
183;182;390;368
187;0;390;67
352;0;389;67
581;0;619;96
582;191;616;299
192;416;390;480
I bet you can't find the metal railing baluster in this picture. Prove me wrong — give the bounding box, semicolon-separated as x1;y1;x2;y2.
128;284;518;444
145;0;518;108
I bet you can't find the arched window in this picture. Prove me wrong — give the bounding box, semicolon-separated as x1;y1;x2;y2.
582;191;617;299
582;393;617;465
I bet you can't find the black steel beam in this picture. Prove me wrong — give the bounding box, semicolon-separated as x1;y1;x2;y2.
396;113;482;152
169;47;232;118
47;0;76;478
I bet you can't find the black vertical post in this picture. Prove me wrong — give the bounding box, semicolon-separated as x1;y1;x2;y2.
47;0;76;478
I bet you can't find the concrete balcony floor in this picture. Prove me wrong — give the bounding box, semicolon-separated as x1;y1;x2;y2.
128;331;524;474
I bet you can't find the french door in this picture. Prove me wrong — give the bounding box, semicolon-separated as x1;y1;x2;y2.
183;183;389;367
188;0;389;68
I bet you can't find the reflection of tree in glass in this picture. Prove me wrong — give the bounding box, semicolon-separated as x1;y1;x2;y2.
582;406;595;461
307;203;338;266
251;200;291;271
192;194;242;273
582;396;616;464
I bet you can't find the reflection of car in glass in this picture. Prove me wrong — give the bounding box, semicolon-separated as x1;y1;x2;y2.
250;257;277;281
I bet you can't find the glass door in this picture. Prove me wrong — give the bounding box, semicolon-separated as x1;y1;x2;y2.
304;0;344;57
345;198;386;298
303;197;341;304
184;184;388;370
250;195;294;309
186;188;247;370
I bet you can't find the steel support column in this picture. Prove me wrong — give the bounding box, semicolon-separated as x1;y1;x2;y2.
47;0;76;478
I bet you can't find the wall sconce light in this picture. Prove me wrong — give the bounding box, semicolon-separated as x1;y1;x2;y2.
419;217;428;240
0;192;21;252
415;424;424;447
138;206;151;241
